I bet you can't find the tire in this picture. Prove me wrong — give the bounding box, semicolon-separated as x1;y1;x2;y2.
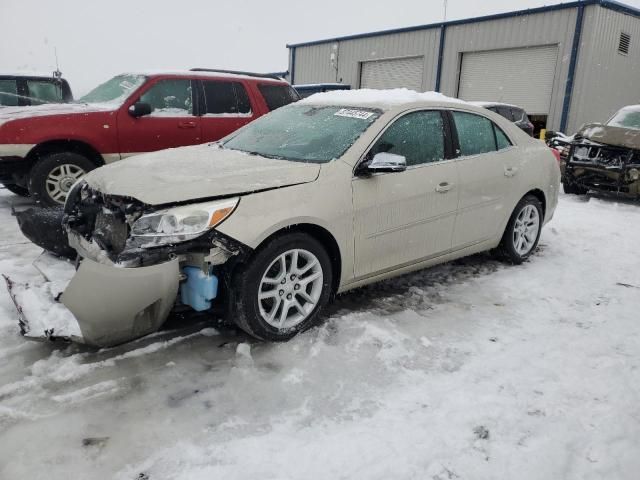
1;183;30;197
562;181;588;195
229;232;333;341
495;195;543;265
28;152;96;206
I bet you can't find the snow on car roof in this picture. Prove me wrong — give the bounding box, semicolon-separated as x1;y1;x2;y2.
299;88;468;109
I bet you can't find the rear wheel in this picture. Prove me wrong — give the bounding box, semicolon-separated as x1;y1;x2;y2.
230;233;333;341
28;152;96;206
1;183;30;197
495;195;543;264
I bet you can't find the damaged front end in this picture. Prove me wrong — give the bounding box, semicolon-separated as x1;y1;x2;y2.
563;125;640;198
6;182;250;347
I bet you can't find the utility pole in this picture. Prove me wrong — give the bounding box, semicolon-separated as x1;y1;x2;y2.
443;0;448;21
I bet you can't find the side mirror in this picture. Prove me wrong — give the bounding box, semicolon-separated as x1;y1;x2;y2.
128;102;152;118
366;152;407;174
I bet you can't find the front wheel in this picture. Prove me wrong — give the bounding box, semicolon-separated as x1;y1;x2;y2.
229;233;333;341
28;152;96;206
495;195;543;264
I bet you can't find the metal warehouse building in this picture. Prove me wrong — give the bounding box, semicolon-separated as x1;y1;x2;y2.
287;0;640;134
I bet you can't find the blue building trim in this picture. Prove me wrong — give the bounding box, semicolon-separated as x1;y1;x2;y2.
435;24;446;92
560;4;586;132
286;0;640;48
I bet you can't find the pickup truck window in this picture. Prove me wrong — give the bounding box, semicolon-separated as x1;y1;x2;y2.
0;79;18;106
258;84;300;111
26;80;63;105
140;79;193;116
201;81;251;115
77;74;146;105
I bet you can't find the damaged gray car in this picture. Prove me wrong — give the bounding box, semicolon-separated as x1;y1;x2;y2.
5;92;559;347
562;105;640;198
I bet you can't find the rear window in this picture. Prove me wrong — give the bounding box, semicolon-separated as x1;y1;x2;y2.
258;84;300;111
496;106;513;121
201;81;251;115
0;79;18;106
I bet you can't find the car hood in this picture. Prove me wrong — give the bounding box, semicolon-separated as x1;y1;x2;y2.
0;103;115;126
577;123;640;150
84;144;322;205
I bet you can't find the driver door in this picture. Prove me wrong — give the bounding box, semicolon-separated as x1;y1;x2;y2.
117;78;201;156
352;110;460;278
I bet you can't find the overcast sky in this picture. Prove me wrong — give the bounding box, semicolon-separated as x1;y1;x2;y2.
2;0;640;95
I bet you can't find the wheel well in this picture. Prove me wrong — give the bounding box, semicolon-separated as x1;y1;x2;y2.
525;189;546;218
26;140;104;167
257;224;342;294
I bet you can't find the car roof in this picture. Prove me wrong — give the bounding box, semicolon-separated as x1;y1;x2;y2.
0;73;66;81
470;101;524;110
299;88;482;112
126;70;289;84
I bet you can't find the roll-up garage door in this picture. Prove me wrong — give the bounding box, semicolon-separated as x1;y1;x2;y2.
458;45;558;115
360;56;424;91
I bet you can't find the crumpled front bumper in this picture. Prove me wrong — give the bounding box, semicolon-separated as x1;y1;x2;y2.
4;255;180;348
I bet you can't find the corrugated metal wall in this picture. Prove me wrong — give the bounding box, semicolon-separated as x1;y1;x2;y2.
290;4;640;132
570;5;640;132
439;8;578;131
335;29;441;91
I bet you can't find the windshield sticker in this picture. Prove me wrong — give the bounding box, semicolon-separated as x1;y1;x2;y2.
334;108;375;120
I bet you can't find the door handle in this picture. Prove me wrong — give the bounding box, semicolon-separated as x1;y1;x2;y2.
435;182;453;193
178;121;197;129
504;166;519;177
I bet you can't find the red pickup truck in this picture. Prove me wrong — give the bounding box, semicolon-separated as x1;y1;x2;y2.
0;69;299;206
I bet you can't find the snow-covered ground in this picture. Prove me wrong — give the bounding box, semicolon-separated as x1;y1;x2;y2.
1;188;639;480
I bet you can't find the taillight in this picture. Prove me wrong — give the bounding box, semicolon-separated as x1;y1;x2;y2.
550;148;561;163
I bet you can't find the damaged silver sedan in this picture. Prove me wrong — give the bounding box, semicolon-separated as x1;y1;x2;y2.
5;91;560;347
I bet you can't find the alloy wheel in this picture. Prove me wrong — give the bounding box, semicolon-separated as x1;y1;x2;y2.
258;249;324;330
46;163;86;204
512;204;540;256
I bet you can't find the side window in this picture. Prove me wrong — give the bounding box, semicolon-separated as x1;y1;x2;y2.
26;80;63;105
140;79;193;116
368;111;445;167
453;111;497;156
202;81;251;115
495;126;512;150
496;106;513;121
512;108;525;122
0;79;19;106
258;84;300;111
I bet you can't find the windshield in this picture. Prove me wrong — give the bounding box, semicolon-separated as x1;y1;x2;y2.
222;104;381;163
607;108;640;130
76;74;146;105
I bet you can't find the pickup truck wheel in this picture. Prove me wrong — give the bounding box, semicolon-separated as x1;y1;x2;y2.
495;195;543;265
1;183;30;197
28;153;96;206
230;233;333;341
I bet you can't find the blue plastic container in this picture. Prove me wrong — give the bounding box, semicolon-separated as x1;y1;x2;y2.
180;266;219;312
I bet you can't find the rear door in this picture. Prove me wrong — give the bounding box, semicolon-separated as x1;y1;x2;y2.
198;80;256;142
449;110;518;248
352;110;459;278
116;77;201;156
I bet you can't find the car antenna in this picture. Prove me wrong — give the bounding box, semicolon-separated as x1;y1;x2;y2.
53;47;62;79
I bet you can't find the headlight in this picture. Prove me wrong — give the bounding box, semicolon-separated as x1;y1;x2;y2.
131;197;239;247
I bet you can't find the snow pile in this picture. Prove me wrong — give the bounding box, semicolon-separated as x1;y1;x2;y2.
1;189;640;479
300;88;468;108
